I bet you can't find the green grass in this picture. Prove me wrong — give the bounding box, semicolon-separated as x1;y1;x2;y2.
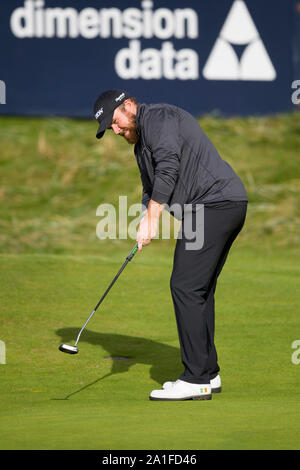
0;113;299;449
0;113;299;255
0;247;299;450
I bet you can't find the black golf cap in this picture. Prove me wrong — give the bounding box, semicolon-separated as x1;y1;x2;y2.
93;89;131;139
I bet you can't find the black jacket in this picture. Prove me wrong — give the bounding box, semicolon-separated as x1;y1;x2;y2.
134;103;248;218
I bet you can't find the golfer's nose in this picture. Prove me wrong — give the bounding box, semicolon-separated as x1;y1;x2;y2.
111;124;121;135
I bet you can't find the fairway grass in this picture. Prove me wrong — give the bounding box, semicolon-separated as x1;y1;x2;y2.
1;246;299;450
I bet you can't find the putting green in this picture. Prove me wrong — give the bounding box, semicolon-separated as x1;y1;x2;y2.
0;245;299;450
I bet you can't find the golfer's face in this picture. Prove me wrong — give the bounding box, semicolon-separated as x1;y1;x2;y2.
110;106;138;144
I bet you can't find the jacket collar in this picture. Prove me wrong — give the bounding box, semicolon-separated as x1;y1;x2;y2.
135;102;146;137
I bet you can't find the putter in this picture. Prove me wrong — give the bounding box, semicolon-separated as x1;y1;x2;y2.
59;242;139;355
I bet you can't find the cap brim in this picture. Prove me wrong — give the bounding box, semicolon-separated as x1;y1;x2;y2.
96;111;114;139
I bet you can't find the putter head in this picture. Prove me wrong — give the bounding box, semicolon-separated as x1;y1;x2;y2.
59;344;78;354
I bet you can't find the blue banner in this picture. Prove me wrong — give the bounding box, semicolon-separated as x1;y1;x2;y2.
0;0;298;117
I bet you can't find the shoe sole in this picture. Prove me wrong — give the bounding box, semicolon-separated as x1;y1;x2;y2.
163;385;222;393
149;394;212;401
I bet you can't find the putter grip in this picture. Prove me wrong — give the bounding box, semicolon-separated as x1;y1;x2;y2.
126;213;145;261
126;243;138;261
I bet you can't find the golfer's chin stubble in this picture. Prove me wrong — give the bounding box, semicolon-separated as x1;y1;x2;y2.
120;110;139;144
122;128;139;145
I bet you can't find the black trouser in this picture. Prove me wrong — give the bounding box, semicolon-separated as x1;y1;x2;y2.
170;201;247;384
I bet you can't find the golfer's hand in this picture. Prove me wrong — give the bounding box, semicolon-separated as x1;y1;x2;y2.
137;201;163;252
137;212;158;251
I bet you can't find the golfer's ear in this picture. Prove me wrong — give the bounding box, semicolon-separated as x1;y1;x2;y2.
124;99;133;112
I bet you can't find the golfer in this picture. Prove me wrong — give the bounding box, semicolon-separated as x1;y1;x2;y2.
93;90;248;401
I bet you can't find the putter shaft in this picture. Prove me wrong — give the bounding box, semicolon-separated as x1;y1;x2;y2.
73;243;139;348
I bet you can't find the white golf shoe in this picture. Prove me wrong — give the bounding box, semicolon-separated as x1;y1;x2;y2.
162;375;221;393
149;380;212;401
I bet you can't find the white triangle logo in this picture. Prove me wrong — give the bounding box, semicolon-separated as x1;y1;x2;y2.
203;0;277;81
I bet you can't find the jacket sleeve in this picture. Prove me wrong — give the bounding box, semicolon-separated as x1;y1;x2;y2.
142;188;151;209
144;107;181;205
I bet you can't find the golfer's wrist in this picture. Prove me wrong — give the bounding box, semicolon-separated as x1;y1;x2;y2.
148;199;164;218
